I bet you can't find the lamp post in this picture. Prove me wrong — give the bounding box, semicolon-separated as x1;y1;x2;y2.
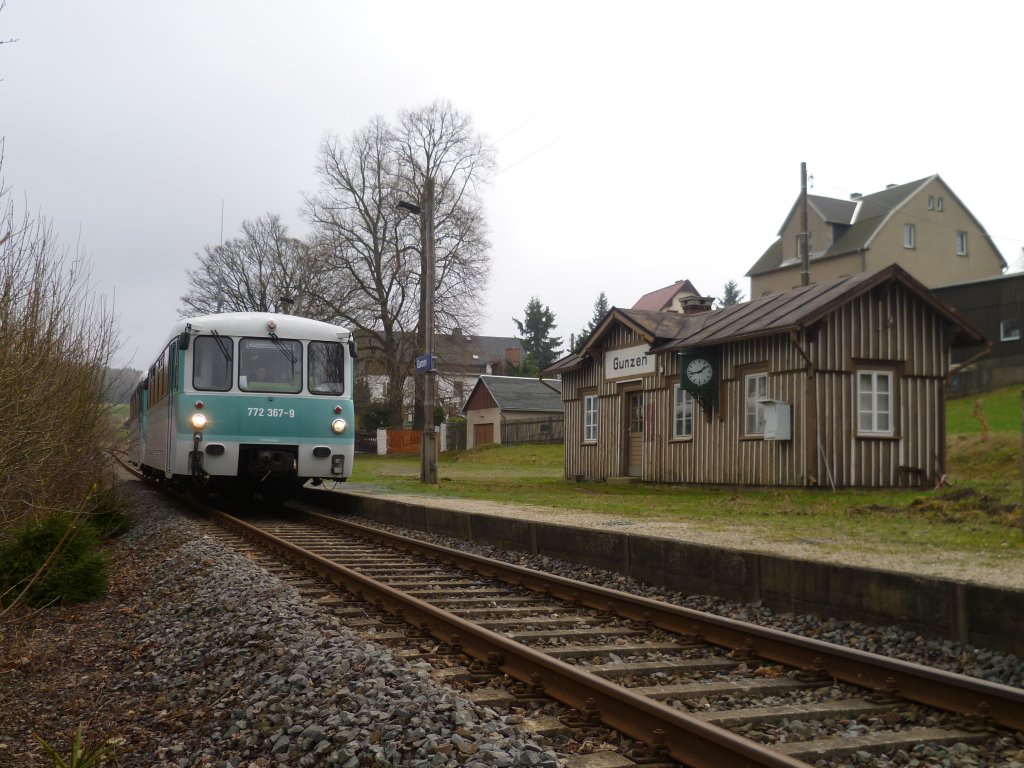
399;177;437;484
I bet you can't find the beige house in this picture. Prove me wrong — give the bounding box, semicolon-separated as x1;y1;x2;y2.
747;175;1007;298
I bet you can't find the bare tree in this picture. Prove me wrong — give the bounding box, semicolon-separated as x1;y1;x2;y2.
180;213;322;315
305;101;495;428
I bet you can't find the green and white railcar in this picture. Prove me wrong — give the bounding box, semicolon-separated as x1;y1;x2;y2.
132;313;355;494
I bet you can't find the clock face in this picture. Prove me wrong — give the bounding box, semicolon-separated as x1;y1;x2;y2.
686;357;713;386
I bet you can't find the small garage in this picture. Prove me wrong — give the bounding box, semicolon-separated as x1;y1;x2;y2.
462;375;564;449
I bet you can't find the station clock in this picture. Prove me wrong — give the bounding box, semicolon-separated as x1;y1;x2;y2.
678;349;719;411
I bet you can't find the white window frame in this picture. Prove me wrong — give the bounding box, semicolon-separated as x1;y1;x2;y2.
956;231;968;256
583;394;598;443
937;197;944;211
673;384;693;439
858;370;894;436
903;223;915;249
744;372;768;436
1001;318;1021;342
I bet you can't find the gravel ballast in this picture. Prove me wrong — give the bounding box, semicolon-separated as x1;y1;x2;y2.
1;482;561;767
2;479;1023;767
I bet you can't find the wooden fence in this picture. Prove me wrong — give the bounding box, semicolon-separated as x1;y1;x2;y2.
501;416;564;445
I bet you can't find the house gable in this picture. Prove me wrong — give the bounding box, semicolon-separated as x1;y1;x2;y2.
749;174;1006;298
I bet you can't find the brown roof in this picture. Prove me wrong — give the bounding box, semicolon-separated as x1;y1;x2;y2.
542;266;984;375
631;280;699;311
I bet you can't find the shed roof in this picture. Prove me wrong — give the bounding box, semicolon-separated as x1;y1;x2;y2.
462;375;564;414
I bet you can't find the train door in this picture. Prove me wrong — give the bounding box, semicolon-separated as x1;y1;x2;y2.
163;339;178;475
625;390;644;477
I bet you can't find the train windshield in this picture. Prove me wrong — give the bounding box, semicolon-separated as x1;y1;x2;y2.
193;335;233;391
239;337;302;393
308;341;345;395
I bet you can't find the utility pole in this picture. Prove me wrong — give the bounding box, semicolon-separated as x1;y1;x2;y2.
800;162;810;287
421;177;438;484
399;177;438;484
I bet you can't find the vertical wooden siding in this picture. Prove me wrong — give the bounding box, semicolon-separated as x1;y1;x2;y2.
561;283;951;487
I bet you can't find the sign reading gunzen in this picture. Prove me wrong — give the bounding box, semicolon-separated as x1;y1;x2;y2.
605;344;653;380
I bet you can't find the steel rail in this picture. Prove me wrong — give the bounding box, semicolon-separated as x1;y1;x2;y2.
214;509;810;768
299;508;1024;733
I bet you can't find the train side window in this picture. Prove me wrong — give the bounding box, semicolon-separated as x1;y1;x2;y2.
308;341;344;395
193;336;234;391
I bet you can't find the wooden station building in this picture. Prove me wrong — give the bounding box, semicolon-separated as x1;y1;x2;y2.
542;265;983;488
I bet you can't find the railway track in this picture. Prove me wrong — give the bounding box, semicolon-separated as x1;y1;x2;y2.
195;502;1023;768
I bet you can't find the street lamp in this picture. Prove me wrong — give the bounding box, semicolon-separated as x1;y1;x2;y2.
399;178;437;484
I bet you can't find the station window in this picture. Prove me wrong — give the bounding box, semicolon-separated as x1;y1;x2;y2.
858;370;893;435
308;341;345;395
744;372;768;436
673;384;693;439
583;394;598;443
193;336;234;391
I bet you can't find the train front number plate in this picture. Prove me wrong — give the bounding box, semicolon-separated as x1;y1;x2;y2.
247;408;296;418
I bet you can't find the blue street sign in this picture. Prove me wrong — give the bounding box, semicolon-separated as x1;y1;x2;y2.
415;353;434;373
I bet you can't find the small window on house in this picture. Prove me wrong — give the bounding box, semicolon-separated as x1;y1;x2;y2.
937;197;944;211
673;384;693;439
744;372;768;436
927;195;934;210
956;231;968;256
903;223;915;249
858;371;893;435
583;394;598;442
1001;318;1021;342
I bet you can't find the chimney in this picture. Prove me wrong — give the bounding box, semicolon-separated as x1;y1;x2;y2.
505;347;522;365
680;296;715;315
850;192;862;200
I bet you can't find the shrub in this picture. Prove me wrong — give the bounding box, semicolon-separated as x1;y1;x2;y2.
0;513;109;608
82;487;133;539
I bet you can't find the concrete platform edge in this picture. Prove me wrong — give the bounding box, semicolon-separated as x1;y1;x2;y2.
303;489;1023;657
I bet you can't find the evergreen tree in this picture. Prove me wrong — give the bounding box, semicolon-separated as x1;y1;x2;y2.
572;291;609;353
718;280;745;308
512;297;562;375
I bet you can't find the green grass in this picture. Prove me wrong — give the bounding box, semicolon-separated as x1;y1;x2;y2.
947;385;1023;433
351;389;1023;563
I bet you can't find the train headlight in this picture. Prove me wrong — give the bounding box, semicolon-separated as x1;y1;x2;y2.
331;418;347;434
190;413;208;430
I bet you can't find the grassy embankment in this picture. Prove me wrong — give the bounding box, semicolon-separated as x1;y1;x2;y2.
351;386;1023;562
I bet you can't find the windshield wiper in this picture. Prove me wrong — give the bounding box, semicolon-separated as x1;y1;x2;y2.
268;332;297;366
211;329;231;363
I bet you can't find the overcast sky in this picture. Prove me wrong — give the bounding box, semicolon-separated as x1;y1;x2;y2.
2;1;1022;370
